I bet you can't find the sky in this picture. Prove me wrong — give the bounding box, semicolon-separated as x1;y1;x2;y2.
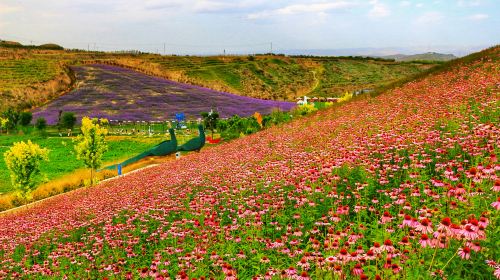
0;0;498;55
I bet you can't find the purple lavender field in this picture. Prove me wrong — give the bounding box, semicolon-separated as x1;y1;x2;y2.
32;64;295;124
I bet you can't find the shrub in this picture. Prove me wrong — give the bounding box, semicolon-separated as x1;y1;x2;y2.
1;108;20;131
18;112;32;127
3;140;49;202
35;117;47;131
201;110;219;138
294;103;318;116
59;112;77;130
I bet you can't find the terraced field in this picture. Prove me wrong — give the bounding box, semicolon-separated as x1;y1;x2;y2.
0;59;59;90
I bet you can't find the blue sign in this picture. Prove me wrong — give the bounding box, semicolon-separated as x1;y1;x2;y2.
117;164;122;176
175;113;185;122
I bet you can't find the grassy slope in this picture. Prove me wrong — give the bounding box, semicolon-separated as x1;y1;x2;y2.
143;55;433;100
0;48;436;111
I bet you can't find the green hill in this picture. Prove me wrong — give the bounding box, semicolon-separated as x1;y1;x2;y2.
0;48;436;111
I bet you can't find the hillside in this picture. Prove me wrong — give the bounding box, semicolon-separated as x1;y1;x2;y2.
0;40;64;50
32;64;295;124
0;48;435;111
383;52;457;62
0;47;498;279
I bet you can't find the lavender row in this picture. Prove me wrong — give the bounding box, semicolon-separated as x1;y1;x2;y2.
32;64;296;124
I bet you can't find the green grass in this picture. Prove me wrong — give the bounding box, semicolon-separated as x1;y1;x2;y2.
0;59;60;90
0;134;160;194
310;60;428;97
155;55;433;100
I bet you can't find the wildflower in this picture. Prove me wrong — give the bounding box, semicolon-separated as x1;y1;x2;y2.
467;241;481;252
371;242;383;254
297;258;310;270
491;197;500;210
402;215;413;228
398;236;410;246
381;239;395;252
352;263;363;276
458;246;471;260
415;218;433;234
285;267;297;277
462;224;479;240
325;256;336;264
392;263;401;274
380;211;393;224
419;234;433;248
296;271;310;280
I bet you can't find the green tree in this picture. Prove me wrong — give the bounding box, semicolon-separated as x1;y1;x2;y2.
4;140;49;202
201;110;219;138
35;117;47;133
59;112;77;130
1;108;20;131
18;112;33;127
74;117;108;186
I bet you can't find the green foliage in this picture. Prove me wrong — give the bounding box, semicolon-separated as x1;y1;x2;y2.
3;140;49;201
218;115;260;140
201;110;219;138
294;103;318;116
18;112;32;127
59;112;77;130
35;118;47;131
74;117;108;185
1;108;20;130
262;109;293;127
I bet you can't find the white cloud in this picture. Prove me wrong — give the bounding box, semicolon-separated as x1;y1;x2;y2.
192;0;266;13
415;11;444;25
368;0;390;18
457;0;481;7
400;1;411;7
467;13;489;20
415;3;424;8
247;1;356;20
0;3;21;14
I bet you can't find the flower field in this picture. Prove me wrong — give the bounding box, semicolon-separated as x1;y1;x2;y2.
1;47;499;279
32;64;296;124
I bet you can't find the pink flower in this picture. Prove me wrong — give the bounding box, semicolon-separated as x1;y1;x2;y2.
297;258;310;270
462;224;479;240
352;263;363;276
415;218;433;234
419;234;433;248
380;211;393;224
491;197;500;210
458;246;471;260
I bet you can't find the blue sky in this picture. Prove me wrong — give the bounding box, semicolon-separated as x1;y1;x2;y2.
0;0;498;55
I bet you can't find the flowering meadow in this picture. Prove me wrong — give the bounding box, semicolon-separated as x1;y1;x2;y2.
31;64;295;124
1;47;499;279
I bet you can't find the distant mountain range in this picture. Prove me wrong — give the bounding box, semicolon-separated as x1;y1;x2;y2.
380;52;457;62
281;45;489;58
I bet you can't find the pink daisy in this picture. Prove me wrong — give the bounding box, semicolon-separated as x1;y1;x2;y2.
458;246;471;260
